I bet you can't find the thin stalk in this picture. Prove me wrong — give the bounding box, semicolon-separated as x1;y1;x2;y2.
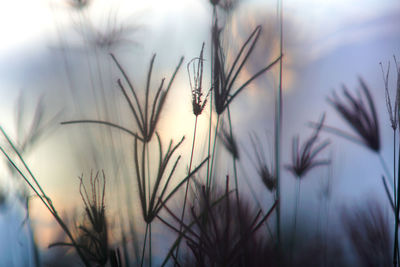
206;6;217;197
61;120;143;141
0;140;90;266
206;96;213;197
141;141;147;216
208;115;220;193
275;0;284;250
379;153;394;189
226;108;245;265
291;178;301;262
394;130;397;214
394;129;398;267
394;141;400;266
146;143;152;267
149;223;152;267
141;223;149;267
146;144;151;216
176;115;199;259
227;107;240;204
238;160;274;240
316;198;322;244
324;197;330;267
53;214;91;267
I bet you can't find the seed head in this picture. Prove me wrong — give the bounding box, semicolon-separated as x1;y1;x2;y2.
380;56;400;131
188;42;210;116
328;78;380;152
78;170;109;265
249;133;276;192
286;114;330;178
218;123;240;159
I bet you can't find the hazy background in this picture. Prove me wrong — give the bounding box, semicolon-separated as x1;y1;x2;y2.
0;0;400;265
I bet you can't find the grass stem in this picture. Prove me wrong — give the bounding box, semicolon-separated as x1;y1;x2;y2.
141;223;149;267
379;153;394;189
208;115;220;193
227;107;240;205
291;178;301;262
275;0;284;250
175;115;198;259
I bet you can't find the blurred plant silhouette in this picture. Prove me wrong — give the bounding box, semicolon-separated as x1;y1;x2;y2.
0;0;398;266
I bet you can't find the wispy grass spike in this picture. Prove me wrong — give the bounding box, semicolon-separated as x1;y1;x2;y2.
286;114;330;178
218;123;239;159
188;42;210;116
327;78;380;152
212;23;281;115
63;54;184;143
249;133;276;192
131;131;208;224
380;56;400;130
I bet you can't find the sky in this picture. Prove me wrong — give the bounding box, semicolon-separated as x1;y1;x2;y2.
1;0;400;265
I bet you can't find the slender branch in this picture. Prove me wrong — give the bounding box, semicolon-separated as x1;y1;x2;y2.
61;120;143;141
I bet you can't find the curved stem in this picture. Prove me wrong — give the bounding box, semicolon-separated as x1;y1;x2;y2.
61;120;143;141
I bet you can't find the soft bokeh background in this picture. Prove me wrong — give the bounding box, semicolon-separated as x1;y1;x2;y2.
1;0;400;265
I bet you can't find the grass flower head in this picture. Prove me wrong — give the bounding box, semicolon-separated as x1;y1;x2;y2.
218;123;240;159
327;78;380;152
249;133;276;192
77;170;109;266
188;42;210;116
286;114;330;178
380;56;400;130
212;20;281;115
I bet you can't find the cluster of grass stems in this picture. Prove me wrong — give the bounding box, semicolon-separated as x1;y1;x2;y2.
1;0;400;266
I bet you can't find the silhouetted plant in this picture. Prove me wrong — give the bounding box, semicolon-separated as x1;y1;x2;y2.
0;127;91;267
249;133;276;192
158;177;277;267
49;171;121;266
133;134;207;224
85;13;139;52
286;114;330;260
188;42;209;117
175;42;211;260
327;78;380;153
342;200;391;267
380;58;400;131
380;57;400;265
286;114;330;178
77;171;110;266
62;54;184;143
212;23;281;115
218;123;240;160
